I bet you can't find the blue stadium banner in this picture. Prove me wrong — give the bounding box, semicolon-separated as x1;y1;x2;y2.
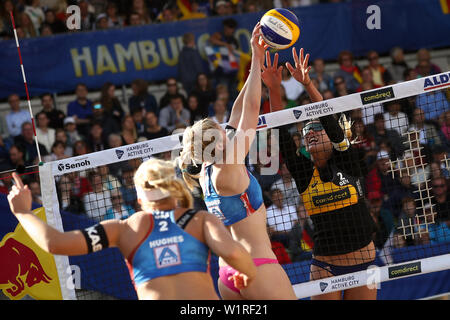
0;0;448;99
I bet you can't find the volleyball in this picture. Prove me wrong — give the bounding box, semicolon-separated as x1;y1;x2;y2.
260;8;300;50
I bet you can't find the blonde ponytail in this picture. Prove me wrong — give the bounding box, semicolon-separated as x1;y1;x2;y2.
134;158;193;210
177;119;218;190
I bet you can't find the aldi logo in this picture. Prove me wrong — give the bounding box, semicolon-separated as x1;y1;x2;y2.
423;73;450;91
154;244;181;268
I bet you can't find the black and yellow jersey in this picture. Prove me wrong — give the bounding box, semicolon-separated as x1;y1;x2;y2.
278;115;375;256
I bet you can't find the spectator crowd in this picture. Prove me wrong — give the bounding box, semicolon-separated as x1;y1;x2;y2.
0;0;449;267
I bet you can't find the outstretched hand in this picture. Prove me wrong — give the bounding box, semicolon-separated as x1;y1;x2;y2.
286;47;312;86
262;51;283;90
228;271;253;291
250;22;269;66
7;172;32;215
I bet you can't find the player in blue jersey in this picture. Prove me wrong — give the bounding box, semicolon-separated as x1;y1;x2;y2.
178;23;297;300
7;160;257;300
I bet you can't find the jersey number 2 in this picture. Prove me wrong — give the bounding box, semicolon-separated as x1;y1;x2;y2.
158;221;168;232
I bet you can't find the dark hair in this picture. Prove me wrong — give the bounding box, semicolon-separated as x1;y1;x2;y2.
40;93;53;101
223;18;237;29
51;140;65;151
170;93;184;102
131;79;148;96
374;113;384;122
75;83;88;91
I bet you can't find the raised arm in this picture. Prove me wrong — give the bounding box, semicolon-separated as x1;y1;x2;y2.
202;212;256;289
7;173;123;256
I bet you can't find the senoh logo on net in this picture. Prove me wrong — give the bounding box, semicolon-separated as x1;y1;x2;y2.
57;159;91;172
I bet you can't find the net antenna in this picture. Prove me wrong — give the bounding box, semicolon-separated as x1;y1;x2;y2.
388;129;436;239
9;11;43;166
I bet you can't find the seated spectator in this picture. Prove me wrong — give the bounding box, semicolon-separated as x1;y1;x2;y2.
431;177;450;222
7;144;26;171
0;135;11;171
66;171;92;199
431;145;450;179
367;113;406;159
21;9;39;38
351;118;377;166
86;121;108;153
215;84;233;111
98;165;122;191
6;94;30;139
66;83;93;137
108;133;123;149
334;50;361;92
209;99;229;124
266;188;298;248
78;0;96;31
43;9;65;33
186;94;204;124
121;115;138;145
130;0;152;24
58;175;85;215
128;79;159;116
333;76;351;97
213;0;233;16
14;122;48;166
408;107;442;152
142;111;169;140
159;77;187;110
83;170;112;221
414;48;442;77
191;73;216;117
156;5;178;23
388;47;409;83
309;58;333;92
73;140;89;157
397;197;420;246
158;94;191;133
127;11;144;26
119;166;138;210
287;204;314;262
43;140;69;162
131;107;146;137
178;32;205;94
366;50;392;86
368;193;395;251
94;13;109;30
63;117;83;150
401;150;430;187
100;82;124;129
270;240;292;265
29;180;42;205
440;110;450;143
35;111;55;154
178;0;206;20
0;171;13;194
270;163;300;207
415;90;449;122
357;66;381;93
54;129;73;157
39;22;52;36
403;68;418;81
105;2;124;28
208;18;239;97
281;65;304;101
365;150;398;201
104;189;135;220
40;93;65;129
383;100;409;136
383;168;418;219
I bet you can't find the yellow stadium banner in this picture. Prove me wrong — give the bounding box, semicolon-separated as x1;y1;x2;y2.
441;0;450;13
0;207;63;300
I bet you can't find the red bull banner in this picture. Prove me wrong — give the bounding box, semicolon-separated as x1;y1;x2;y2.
0;207;63;300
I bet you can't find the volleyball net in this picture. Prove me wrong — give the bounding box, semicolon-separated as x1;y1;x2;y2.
39;72;450;300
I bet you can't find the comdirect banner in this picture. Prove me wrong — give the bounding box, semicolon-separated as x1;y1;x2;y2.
0;0;449;99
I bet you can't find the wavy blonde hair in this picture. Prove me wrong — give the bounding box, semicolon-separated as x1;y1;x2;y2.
134;158;193;210
177;118;220;190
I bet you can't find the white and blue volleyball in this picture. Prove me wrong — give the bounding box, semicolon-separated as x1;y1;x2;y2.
260;8;300;50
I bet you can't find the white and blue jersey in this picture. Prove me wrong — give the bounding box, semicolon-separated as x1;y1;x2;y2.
202;164;264;226
126;209;209;287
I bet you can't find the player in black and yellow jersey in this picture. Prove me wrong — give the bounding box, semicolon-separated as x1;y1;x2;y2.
262;48;377;300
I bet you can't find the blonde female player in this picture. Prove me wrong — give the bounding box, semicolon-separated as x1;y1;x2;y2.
262;48;377;300
177;23;297;300
6;160;257;300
